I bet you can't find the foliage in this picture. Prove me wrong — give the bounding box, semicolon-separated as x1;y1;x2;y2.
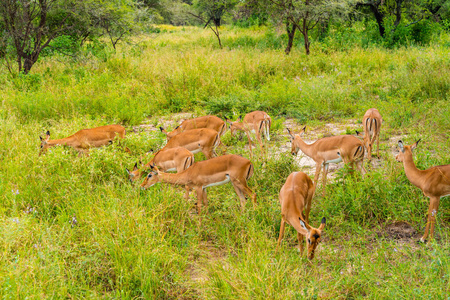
0;27;450;298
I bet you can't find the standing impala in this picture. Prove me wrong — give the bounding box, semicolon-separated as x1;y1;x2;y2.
161;128;221;159
396;140;450;242
39;124;126;156
287;126;366;195
228;111;271;153
126;147;194;183
356;108;382;160
160;115;226;141
141;154;257;214
277;172;326;260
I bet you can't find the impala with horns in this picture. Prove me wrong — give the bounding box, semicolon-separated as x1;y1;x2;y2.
39;124;127;156
277;172;326;260
227;111;271;153
141;154;256;214
160;115;226;141
356;108;382;160
126;147;194;183
160;128;221;159
396;140;450;242
287;126;366;195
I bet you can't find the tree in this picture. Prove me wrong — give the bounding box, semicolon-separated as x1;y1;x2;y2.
190;0;238;48
356;0;446;37
266;0;351;55
0;0;137;74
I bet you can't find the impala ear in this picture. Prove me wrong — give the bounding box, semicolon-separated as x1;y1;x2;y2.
319;217;326;230
133;162;138;171
46;130;50;137
411;139;421;151
126;168;131;175
398;140;405;153
175;126;179;130
301;126;306;134
286;128;294;139
40;136;43;141
356;130;362;136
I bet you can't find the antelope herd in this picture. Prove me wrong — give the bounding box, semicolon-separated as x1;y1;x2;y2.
39;108;450;259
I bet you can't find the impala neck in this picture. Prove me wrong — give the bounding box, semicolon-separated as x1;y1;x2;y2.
159;171;190;186
47;136;75;147
402;152;425;188
295;135;315;157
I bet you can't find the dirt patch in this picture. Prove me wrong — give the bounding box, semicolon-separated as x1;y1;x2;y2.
378;221;418;240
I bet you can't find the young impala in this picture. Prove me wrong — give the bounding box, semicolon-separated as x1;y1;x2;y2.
228;111;271;153
140;154;257;214
356;108;382;160
160;128;221;159
160;115;226;141
396;140;450;242
126;147;194;183
39;124;127;156
287;126;366;195
277;172;326;260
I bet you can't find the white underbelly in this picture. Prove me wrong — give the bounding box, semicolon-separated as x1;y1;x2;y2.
191;148;202;154
165;167;176;172
325;157;342;164
203;175;230;189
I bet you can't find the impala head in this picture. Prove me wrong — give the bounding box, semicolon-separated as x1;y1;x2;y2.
160;126;180;141
126;162;142;183
300;217;326;260
396;139;420;162
39;131;51;156
228;116;243;137
140;164;160;189
287;126;305;156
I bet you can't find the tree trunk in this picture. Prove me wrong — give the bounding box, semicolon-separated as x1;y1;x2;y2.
303;31;310;55
369;4;386;37
285;21;297;55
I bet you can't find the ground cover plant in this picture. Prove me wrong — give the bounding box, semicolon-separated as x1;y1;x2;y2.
0;26;450;298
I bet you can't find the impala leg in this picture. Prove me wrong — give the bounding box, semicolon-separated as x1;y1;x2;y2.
202;188;208;207
313;163;322;188
231;177;256;209
184;185;190;201
276;217;286;252
195;187;203;215
376;135;380;159
298;231;305;255
421;196;440;242
322;163;329;196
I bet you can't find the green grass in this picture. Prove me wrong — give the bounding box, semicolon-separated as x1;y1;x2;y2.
1;26;450;298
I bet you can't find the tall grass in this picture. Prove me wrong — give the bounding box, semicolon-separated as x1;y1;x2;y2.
0;26;450;298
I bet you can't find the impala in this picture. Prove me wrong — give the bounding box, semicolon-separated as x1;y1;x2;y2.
39;124;126;156
140;154;257;214
160;115;226;141
396;140;450;242
287;126;366;195
160;128;221;159
228;111;271;153
356;108;382;160
126;147;194;183
277;172;326;260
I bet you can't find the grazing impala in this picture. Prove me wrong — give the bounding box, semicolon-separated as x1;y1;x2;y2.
160;128;221;159
228;111;271;153
141;154;257;214
39;124;126;156
160;115;226;141
287;126;366;195
396;140;450;242
356;108;382;160
277;172;326;260
126;147;194;183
